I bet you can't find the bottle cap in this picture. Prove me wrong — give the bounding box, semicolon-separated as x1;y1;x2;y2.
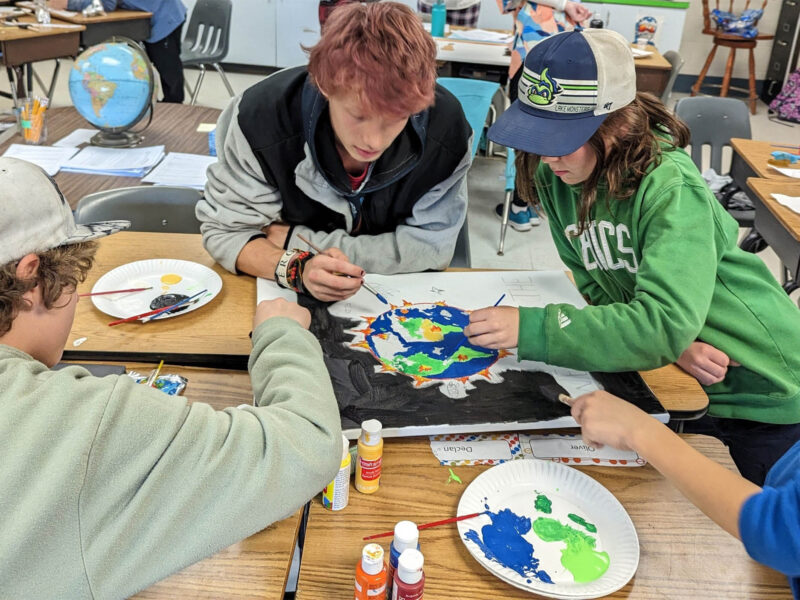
360;419;382;446
397;548;424;584
341;434;351;462
361;543;385;575
393;521;419;552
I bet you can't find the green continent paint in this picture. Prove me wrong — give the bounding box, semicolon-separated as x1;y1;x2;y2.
532;518;610;583
567;513;597;533
534;494;552;514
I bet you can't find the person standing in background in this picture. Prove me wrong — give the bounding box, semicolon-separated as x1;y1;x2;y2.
417;0;482;28
495;0;591;230
52;0;187;103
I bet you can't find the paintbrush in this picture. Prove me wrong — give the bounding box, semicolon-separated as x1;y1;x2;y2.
446;293;506;356
362;512;486;541
296;233;389;305
539;381;573;405
140;289;207;323
80;286;153;297
146;359;164;387
107;289;207;326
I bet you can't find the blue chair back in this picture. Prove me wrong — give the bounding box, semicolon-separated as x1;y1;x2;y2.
437;77;501;158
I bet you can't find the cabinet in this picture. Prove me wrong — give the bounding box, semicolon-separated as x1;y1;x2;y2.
761;0;800;103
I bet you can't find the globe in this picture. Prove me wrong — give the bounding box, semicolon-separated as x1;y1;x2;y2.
365;303;499;380
68;38;154;147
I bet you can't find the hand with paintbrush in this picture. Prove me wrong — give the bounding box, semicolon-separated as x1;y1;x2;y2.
462;301;519;349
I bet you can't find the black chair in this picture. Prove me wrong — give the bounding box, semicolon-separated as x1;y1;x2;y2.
74;186;203;234
180;0;235;106
674;96;766;252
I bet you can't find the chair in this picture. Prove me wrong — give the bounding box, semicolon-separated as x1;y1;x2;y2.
180;0;235;106
660;50;684;107
74;186;203;234
690;0;773;114
497;149;516;256
437;77;502;268
674;96;766;252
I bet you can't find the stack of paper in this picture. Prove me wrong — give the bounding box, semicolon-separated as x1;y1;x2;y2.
142;152;217;189
447;28;513;44
2;144;79;176
61;145;165;177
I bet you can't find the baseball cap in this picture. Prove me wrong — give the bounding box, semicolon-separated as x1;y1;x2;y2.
488;28;636;157
0;157;130;265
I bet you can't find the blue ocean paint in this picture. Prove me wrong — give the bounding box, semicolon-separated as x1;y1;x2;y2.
464;508;553;584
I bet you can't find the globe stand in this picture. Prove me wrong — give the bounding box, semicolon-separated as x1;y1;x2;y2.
90;130;144;148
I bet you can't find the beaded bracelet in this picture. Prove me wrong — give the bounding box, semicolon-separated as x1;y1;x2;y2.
274;249;313;293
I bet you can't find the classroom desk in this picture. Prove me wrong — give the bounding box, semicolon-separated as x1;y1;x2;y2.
296;435;791;600
66;362;302;599
16;2;151;45
730;138;796;189
65;231;709;417
434;33;671;96
0;15;83;98
0;104;221;208
746;177;800;295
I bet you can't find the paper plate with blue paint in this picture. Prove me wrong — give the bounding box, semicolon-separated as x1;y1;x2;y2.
457;459;639;599
90;259;222;320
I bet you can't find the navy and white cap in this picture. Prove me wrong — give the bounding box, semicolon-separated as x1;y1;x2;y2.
488;28;636;157
0;157;130;265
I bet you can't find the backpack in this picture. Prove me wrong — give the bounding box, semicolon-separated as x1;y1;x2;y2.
769;68;800;124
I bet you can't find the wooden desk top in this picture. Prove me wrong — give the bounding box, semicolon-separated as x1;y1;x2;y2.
297;435;791;600
69;362;301;599
15;2;151;23
747;177;800;242
731;138;798;180
67;232;707;415
0;14;83;40
0;105;221;208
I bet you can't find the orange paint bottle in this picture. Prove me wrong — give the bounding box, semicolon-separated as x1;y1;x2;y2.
354;543;387;600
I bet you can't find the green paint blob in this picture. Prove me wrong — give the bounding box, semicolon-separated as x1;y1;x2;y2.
568;513;597;533
534;494;553;514
532;517;610;583
388;346;492;376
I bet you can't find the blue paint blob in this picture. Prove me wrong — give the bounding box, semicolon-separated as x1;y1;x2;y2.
464;508;553;584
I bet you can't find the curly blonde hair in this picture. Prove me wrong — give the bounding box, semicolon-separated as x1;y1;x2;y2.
0;241;97;336
515;92;691;235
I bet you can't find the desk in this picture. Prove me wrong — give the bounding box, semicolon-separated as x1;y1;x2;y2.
66;231;709;416
746;177;800;295
0;104;221;208
66;362;302;599
296;435;791;599
16;2;151;45
0;15;83;99
730;138;796;188
434;34;672;96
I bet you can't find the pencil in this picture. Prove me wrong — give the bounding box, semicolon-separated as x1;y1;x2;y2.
80;286;153;297
363;512;486;540
296;233;389;305
772;144;800;151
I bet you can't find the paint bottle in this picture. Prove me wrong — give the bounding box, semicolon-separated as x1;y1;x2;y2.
391;548;425;600
321;434;351;511
431;0;446;38
354;543;387;600
387;521;420;599
355;419;383;494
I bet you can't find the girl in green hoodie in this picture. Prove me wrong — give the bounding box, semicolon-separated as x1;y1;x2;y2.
468;28;800;485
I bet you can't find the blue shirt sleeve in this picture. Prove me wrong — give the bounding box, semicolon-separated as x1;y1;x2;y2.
739;445;800;585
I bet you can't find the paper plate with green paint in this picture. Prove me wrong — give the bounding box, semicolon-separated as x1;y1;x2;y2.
457;460;639;598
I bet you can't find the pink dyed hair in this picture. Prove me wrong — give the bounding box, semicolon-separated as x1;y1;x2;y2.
307;2;437;117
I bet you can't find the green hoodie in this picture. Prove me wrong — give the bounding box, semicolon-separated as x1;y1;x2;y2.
518;145;800;424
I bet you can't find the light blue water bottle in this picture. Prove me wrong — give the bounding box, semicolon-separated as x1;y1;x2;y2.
431;0;446;38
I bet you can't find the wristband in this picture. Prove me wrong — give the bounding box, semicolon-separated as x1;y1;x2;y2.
287;251;313;294
274;249;300;289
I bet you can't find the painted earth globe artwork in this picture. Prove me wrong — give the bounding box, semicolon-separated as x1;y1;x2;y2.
358;302;506;383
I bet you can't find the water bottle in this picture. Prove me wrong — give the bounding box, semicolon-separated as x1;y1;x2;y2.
431;0;446;38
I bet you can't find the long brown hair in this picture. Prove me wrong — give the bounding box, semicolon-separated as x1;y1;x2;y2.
515;92;690;235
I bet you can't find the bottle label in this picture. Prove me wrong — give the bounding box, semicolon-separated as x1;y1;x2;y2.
321;462;350;511
393;587;423;600
366;583;386;596
359;456;382;481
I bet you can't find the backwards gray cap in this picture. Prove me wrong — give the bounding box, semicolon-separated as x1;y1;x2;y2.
0;157;130;265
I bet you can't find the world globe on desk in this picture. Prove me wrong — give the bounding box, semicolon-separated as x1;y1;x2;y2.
68;37;154;147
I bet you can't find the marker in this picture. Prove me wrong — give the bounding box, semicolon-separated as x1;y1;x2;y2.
296;233;389;305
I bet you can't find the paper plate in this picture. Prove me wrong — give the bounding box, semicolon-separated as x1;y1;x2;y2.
90;259;222;321
458;460;639;599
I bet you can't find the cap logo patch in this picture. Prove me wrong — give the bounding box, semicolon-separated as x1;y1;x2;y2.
520;66;599;114
526;67;562;107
